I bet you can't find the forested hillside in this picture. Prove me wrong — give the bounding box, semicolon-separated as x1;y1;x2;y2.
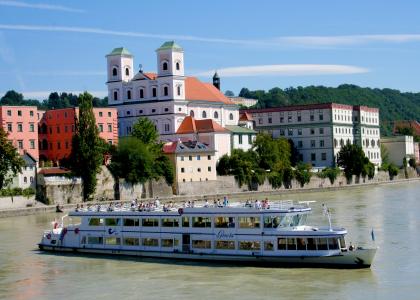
0;90;108;110
238;84;420;136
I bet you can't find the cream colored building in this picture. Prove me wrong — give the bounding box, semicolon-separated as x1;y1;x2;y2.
163;140;217;192
381;135;415;167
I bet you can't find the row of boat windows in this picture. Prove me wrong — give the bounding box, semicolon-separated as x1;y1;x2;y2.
81;236;343;251
87;215;306;229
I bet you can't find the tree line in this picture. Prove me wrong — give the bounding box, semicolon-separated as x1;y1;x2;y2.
0;90;108;110
238;84;420;136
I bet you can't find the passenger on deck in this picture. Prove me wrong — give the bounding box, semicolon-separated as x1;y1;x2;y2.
217;199;222;207
75;204;80;212
204;199;209;208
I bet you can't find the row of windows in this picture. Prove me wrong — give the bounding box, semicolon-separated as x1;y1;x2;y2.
297;140;326;149
113;85;182;101
16;139;36;150
257;112;324;125
122;107;174;117
277;127;325;137
301;152;328;162
180;155;212;162
83;236;342;251
23;176;34;184
237;134;253;145
87;215;304;229
190;110;234;121
5;110;36;117
362;128;379;135
45;111;112;119
6;123;36;133
367;151;380;160
362;139;380;148
180;166;212;173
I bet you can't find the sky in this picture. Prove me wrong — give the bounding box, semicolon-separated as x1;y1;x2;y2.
1;0;420;99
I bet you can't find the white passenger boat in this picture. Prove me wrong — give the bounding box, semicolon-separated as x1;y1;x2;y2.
38;200;377;268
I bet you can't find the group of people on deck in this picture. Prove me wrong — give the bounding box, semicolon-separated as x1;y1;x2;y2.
245;198;271;209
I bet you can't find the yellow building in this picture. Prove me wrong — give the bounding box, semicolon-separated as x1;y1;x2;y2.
163;140;216;192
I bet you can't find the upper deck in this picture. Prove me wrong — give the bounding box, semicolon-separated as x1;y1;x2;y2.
68;200;312;218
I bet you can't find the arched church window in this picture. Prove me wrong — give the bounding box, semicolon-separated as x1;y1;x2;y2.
152;87;157;98
202;111;207;118
214;111;219;119
113;91;118;101
229;113;234;120
163;62;168;71
127;90;131;100
125;68;129;76
190;110;194;117
176;62;180;70
112;67;118;76
139;88;144;99
164;86;169;96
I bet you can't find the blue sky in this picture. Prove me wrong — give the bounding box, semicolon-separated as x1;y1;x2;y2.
1;0;420;99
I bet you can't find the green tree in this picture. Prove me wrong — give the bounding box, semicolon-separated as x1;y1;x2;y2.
132;117;159;145
409;157;417;168
387;164;399;180
0;127;25;189
224;90;235;97
318;167;341;185
294;163;312;187
337;144;367;183
70;92;104;201
216;154;231;175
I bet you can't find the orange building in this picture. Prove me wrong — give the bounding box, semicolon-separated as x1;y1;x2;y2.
39;107;118;162
0;105;40;161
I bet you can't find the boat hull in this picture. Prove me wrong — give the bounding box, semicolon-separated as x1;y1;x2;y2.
38;244;376;269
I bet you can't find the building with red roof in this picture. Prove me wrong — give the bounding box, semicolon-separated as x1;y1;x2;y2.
105;41;239;139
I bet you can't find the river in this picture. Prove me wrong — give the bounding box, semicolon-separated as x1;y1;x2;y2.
0;181;419;300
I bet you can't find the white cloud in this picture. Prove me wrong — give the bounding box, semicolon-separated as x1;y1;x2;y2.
0;1;84;13
195;64;370;77
13;90;108;100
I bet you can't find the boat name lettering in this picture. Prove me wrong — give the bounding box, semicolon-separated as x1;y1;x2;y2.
216;230;234;239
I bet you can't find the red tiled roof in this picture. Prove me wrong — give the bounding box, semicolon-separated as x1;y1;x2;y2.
163;142;178;154
239;112;253;121
39;168;70;175
393;120;420;136
143;72;157;80
176;116;227;134
185;77;234;104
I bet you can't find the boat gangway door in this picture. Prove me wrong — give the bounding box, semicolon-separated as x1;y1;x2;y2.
182;234;190;252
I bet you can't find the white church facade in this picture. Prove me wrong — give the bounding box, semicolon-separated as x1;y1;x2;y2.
106;42;240;139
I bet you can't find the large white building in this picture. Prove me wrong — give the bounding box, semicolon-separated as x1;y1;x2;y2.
244;103;382;168
106;42;239;139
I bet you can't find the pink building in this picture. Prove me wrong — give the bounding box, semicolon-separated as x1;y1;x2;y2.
0;105;39;161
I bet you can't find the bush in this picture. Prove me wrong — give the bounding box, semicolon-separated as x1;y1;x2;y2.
388;164;399;180
294;163;312;188
409;157;416;168
318;167;341;185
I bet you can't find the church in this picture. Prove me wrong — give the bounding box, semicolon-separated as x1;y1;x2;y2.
106;41;256;159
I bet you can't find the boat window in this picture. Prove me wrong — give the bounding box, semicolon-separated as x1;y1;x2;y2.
88;218;104;226
123;237;139;246
279;216;293;227
123;218;139;226
296;238;307;250
192;240;212;249
104;237;120;245
328;238;339;250
238;217;260;228
161;239;174;247
239;241;260;251
307;238;317;250
81;236;86;244
192;217;212;228
87;236;103;244
142;218;159;227
264;241;274;251
182;217;189;227
264;216;282;228
215;240;236;250
161;218;180;227
142;238;159;247
105;218;120;226
277;238;287;250
287;238;297;250
317;238;328;250
214;217;235;228
339;236;346;249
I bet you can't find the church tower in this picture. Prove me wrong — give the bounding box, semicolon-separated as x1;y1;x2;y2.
106;47;134;82
213;71;220;90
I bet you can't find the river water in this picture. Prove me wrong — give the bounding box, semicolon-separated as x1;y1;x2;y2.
0;181;419;300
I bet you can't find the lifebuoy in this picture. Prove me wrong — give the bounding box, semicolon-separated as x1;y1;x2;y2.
178;208;184;215
46;233;51;240
74;228;80;234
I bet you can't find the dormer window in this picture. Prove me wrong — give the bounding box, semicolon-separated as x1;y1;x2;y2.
163;62;168;71
112;67;118;76
163;86;169;96
125;67;129;76
176;62;180;70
